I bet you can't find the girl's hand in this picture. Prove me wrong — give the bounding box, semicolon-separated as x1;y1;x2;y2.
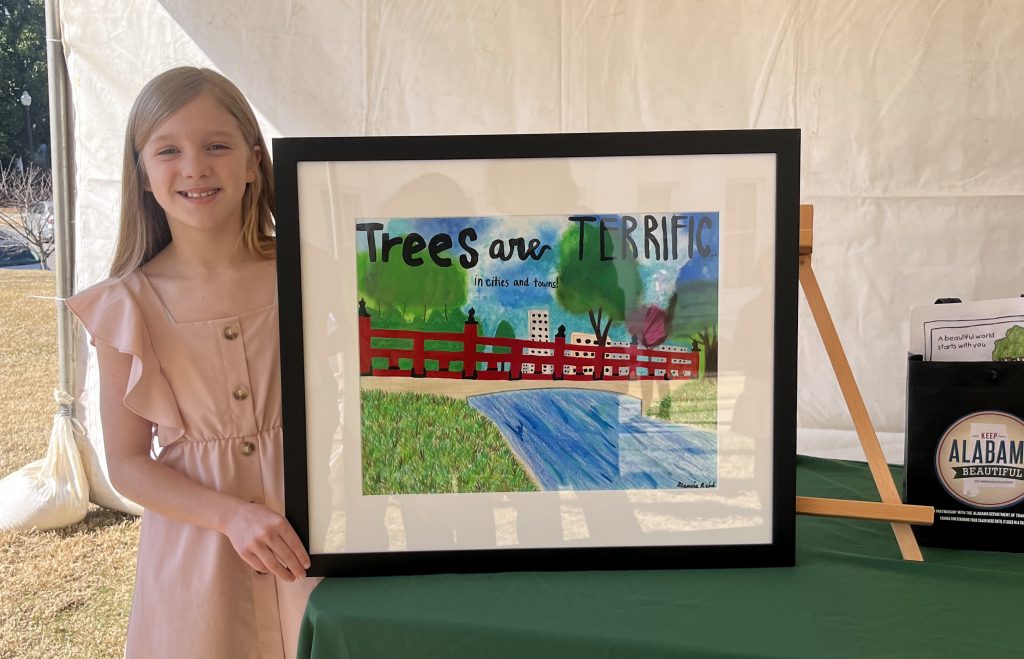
222;501;311;582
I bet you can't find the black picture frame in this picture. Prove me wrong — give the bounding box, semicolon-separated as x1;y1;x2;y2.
274;130;799;576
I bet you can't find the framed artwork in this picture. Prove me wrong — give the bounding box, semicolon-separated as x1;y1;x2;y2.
274;130;799;576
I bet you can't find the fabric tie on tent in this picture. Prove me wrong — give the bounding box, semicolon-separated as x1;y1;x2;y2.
0;389;90;532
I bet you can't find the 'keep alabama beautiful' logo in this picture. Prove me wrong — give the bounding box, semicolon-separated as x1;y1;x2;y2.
935;411;1024;509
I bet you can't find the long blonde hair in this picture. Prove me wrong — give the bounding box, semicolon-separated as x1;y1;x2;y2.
109;67;275;277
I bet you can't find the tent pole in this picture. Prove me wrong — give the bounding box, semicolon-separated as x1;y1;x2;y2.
44;0;77;414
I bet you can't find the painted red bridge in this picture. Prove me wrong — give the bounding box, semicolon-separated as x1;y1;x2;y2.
358;301;699;382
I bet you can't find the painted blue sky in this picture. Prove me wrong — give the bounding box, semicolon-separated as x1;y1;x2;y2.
356;213;719;343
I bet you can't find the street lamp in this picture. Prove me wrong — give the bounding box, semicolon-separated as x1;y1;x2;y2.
20;91;33;161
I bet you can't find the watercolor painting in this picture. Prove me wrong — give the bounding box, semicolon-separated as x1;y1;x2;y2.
993;326;1024;361
356;213;720;496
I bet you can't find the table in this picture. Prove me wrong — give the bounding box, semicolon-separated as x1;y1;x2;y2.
297;457;1023;658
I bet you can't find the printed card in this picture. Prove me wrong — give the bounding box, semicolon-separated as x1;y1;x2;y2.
908;297;1024;361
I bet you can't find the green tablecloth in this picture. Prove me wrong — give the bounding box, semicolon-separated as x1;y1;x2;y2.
298;457;1023;658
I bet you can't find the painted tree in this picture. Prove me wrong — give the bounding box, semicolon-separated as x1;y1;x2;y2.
357;247;467;324
669;282;719;377
555;219;642;346
626;303;671;347
421;256;468;322
491;319;516;370
669;216;719;377
993;326;1024;361
356;252;385;317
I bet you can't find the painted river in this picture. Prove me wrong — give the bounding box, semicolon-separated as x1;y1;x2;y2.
467;389;717;491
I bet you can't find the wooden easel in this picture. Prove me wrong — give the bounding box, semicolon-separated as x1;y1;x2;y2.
793;205;933;561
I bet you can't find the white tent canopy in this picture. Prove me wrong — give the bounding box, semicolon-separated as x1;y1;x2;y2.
58;1;1024;511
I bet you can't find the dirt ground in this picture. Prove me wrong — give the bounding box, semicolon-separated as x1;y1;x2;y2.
0;270;137;659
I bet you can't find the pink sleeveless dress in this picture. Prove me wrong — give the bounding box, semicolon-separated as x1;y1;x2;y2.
68;268;319;659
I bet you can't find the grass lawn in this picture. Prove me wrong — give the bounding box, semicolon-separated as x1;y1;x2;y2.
648;376;718;430
0;270;138;659
361;389;538;495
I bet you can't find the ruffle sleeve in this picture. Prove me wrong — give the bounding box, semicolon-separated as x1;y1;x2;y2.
67;277;186;446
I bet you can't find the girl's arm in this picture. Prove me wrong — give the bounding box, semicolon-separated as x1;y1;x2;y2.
96;341;310;582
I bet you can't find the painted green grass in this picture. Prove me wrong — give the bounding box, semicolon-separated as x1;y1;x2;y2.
648;377;718;430
361;389;538;495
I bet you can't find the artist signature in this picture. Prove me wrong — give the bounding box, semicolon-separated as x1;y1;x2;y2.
677;481;716;489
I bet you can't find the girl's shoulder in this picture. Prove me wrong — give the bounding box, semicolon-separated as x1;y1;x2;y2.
66;270;149;337
68;269;144;302
67;269;185;443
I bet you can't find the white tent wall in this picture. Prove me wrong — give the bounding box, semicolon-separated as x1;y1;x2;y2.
61;0;1024;510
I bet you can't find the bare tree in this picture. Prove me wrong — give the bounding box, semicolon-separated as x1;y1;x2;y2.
0;161;54;268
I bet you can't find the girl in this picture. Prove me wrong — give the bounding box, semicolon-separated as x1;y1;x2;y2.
67;67;319;659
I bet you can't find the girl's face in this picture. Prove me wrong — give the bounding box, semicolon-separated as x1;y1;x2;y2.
140;92;259;237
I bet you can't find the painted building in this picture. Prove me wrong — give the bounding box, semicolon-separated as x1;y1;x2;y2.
522;309;553;374
568;332;631;376
568;332;695;378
